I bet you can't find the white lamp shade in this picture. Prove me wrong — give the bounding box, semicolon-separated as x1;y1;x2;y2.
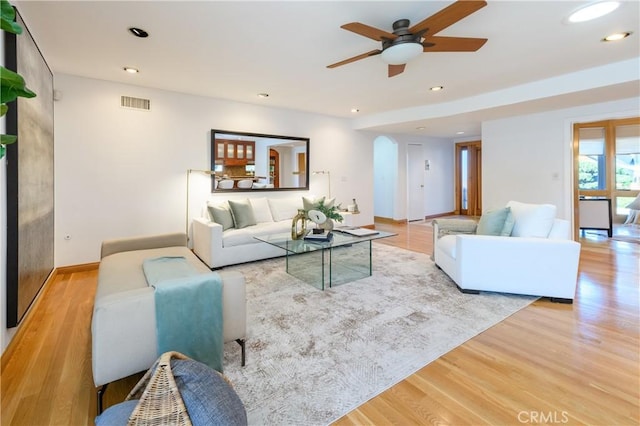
381;42;423;65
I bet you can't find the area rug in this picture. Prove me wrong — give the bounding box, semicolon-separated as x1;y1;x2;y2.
220;243;536;425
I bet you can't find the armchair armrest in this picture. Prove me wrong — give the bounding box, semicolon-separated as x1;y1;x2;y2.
101;233;187;259
192;217;223;269
432;219;478;238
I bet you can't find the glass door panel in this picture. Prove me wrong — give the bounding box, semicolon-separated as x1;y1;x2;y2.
615;123;640;217
578;127;606;191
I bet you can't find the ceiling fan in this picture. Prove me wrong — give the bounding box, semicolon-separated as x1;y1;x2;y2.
327;0;488;78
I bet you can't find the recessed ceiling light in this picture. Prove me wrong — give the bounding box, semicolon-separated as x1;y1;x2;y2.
351;108;359;113
257;93;269;98
430;86;444;91
603;31;631;41
456;131;465;135
129;27;149;38
416;126;426;130
567;1;620;23
123;67;139;74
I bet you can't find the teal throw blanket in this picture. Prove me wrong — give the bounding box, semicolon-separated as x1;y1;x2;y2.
143;257;224;373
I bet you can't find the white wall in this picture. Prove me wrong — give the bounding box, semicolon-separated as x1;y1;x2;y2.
482;97;640;220
54;74;373;266
373;134;453;221
373;136;397;219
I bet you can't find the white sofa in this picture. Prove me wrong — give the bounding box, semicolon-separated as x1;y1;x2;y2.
433;201;581;302
92;232;246;413
193;196;307;269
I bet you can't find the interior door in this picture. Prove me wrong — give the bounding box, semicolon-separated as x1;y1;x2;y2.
455;141;482;216
407;143;425;221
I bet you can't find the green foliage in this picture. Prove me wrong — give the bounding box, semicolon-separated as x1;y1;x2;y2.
0;0;36;159
314;199;344;222
0;0;21;34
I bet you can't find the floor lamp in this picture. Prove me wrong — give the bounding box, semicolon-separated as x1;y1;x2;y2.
186;169;215;239
312;170;331;198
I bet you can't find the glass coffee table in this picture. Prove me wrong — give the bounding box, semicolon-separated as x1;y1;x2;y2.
255;228;396;290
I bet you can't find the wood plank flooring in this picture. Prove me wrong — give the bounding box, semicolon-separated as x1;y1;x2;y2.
1;221;638;425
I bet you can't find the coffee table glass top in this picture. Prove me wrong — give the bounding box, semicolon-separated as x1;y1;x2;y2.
255;228;397;290
254;229;396;254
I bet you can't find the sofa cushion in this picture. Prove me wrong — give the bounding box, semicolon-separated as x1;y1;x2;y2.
228;199;257;229
208;203;235;231
223;221;291;247
268;198;302;222
507;201;557;238
249;197;274;223
476;207;511;236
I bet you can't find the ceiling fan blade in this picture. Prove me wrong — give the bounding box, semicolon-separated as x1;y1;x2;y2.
423;36;487;52
341;22;398;41
388;64;406;78
409;0;487;37
327;49;382;69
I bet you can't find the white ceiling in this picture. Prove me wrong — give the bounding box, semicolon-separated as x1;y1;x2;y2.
13;0;640;138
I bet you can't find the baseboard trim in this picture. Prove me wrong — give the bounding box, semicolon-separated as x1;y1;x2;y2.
424;211;456;220
375;212;457;224
374;216;407;225
56;262;100;274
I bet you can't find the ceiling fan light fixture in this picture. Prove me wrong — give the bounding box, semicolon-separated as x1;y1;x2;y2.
381;42;423;65
567;1;620;23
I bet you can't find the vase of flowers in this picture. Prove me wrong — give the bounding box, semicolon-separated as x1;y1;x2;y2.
313;199;343;231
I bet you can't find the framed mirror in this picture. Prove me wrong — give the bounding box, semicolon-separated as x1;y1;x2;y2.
211;129;309;192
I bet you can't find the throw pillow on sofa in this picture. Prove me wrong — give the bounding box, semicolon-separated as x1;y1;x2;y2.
267;198;302;222
476;207;513;236
249;197;274;223
507;200;557;238
302;196;335;211
208;202;235;231
228;199;257;229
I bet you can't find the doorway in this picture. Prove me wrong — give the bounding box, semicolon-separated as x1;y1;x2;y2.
455;141;482;216
269;149;279;188
407;144;425;221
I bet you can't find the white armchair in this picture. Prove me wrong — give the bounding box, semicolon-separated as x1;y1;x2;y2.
433;201;581;303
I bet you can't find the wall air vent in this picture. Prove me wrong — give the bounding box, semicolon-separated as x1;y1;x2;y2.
120;96;150;111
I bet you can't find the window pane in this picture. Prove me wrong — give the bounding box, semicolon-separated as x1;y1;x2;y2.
617;196;636;215
615;124;640;191
578;127;606;190
461;149;468;209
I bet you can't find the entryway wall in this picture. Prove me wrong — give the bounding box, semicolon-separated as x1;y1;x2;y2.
373;134;455;221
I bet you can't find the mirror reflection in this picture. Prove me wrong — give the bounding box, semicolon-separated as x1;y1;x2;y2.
211;129;309;192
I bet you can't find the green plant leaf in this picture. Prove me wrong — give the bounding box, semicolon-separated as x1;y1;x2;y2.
0;66;36;103
0;103;7;116
1;134;17;145
0;0;21;34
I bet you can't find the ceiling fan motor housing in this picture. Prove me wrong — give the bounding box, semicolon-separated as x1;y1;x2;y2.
380;19;424;65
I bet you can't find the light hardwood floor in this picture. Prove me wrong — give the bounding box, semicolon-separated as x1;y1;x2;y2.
1;221;638;425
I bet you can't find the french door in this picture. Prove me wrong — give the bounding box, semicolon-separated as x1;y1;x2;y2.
455;141;482;216
573;117;640;236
